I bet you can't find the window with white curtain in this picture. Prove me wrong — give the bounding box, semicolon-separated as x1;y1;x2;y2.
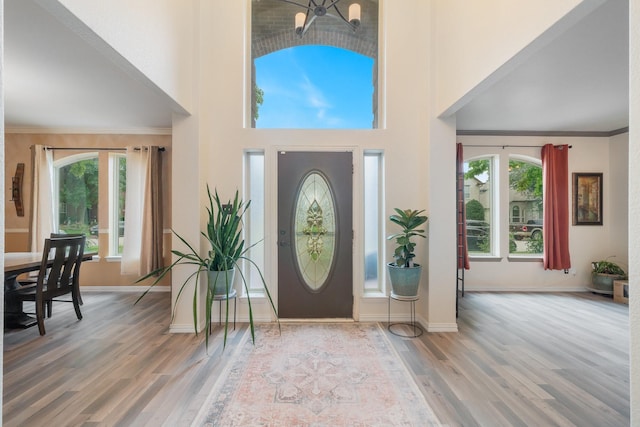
109;154;126;256
54;153;99;253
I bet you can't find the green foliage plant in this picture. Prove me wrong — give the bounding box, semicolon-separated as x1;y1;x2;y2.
387;209;428;268
525;232;543;254
592;257;627;277
465;199;485;221
136;185;278;351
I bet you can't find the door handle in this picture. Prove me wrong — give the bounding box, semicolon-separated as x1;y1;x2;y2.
279;229;289;247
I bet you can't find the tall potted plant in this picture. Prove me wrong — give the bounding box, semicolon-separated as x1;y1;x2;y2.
387;208;428;297
136;185;278;350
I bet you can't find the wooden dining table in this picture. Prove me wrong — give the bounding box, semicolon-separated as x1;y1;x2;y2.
4;251;95;329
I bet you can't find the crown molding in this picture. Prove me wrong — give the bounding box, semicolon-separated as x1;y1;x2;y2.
5;126;172;135
457;127;628;137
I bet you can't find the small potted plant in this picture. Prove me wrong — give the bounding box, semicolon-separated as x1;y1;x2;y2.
589;257;627;295
136;185;278;350
386;208;428;297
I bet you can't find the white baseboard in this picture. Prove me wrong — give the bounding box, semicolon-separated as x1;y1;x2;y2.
462;286;589;292
81;285;170;293
169;323;198;334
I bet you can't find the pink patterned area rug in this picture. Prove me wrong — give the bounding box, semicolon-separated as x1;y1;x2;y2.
195;323;441;426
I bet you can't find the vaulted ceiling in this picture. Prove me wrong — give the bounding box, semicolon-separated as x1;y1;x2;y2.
3;0;629;133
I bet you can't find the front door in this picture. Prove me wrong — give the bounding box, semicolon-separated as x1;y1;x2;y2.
278;151;353;318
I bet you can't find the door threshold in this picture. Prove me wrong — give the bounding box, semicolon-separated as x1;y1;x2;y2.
279;318;355;323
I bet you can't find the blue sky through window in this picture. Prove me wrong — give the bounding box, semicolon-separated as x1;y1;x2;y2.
255;45;374;129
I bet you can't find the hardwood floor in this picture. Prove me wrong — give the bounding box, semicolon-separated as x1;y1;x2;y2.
3;291;629;426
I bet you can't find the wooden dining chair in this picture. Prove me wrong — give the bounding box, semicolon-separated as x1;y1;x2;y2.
8;235;86;335
49;233;86;309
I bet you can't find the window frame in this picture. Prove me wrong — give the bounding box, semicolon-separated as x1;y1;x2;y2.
53;152;99;251
109;153;127;256
463;155;497;257
508;155;543;258
363;150;384;294
244;150;266;295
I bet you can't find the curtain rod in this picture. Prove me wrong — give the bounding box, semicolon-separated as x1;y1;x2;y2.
42;146;165;152
462;144;572;149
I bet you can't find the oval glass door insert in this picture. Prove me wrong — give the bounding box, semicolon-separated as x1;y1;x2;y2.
294;171;336;291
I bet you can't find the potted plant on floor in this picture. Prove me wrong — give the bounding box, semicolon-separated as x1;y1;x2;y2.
387;208;428;297
589;257;627;295
136;185;278;350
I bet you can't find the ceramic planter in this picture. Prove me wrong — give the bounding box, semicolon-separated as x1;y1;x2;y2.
208;269;236;297
589;272;624;295
387;263;421;297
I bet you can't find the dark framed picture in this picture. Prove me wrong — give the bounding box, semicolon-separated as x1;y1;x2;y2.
573;173;603;225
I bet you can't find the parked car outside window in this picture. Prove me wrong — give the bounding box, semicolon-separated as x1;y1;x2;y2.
511;219;543;240
89;221;125;236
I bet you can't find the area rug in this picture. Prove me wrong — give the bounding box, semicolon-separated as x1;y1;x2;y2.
193;323;441;426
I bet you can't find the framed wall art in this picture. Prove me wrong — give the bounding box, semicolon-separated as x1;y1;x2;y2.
572;172;603;225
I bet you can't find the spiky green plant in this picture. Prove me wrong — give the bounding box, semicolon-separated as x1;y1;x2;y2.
135;185;278;351
387;208;428;267
592;257;627;277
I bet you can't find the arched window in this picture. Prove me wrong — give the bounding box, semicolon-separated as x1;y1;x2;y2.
509;157;543;255
251;0;379;129
54;153;99;253
512;205;521;223
463;157;494;255
54;151;128;256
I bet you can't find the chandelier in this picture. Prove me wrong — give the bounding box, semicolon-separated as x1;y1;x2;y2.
276;0;362;36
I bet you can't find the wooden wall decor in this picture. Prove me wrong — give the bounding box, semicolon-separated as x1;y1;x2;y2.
12;163;25;217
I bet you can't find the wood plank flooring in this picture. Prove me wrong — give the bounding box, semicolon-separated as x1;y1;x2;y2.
3;291;629;426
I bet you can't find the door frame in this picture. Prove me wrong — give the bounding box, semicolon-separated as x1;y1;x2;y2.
265;146;363;320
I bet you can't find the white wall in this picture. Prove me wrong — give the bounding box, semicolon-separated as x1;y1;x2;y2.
629;0;639;422
39;0;196;113
433;0;601;117
0;0;5;418
459;134;628;291
610;132;629;263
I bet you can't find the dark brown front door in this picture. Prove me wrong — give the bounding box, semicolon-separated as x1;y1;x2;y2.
278;151;353;318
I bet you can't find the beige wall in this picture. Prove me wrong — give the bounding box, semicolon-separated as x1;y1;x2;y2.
4;133;172;287
459;133;629;291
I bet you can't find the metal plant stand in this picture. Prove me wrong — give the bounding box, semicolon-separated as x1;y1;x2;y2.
210;289;237;334
388;292;423;338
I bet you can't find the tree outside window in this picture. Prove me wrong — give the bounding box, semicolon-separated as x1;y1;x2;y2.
57;157;99;253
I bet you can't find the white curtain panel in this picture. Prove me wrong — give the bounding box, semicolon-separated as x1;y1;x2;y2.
30;145;54;251
121;147;149;276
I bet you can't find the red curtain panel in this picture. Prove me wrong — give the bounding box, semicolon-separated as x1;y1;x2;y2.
542;144;571;270
457;143;470;270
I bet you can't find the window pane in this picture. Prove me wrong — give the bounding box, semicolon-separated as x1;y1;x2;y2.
294;172;336;290
364;152;381;292
58;157;99;253
508;159;543;255
112;155;126;255
464;158;492;254
254;46;374;129
246;152;265;293
251;0;378;129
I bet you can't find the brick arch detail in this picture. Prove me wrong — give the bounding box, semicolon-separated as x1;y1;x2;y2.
253;29;377;60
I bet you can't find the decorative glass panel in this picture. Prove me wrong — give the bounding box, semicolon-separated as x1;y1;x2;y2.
294;172;336;291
